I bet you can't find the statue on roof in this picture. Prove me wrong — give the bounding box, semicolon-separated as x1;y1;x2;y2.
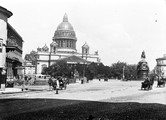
141;51;146;59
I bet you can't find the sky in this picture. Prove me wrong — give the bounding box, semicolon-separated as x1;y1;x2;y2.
1;0;166;70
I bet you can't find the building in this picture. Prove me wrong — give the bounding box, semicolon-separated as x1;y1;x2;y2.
35;14;100;74
23;60;35;77
0;6;23;89
156;54;166;78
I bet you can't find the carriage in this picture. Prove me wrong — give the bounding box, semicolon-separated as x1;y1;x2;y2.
141;77;154;90
59;79;67;90
157;78;165;87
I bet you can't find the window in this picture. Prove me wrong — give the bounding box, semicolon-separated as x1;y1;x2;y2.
54;47;56;53
0;42;2;53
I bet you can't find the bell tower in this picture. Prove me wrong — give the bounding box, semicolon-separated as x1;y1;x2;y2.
82;42;89;60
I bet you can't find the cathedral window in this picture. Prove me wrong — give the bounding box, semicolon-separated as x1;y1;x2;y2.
53;47;56;53
85;49;88;54
67;40;69;47
71;41;73;48
57;40;60;47
74;42;76;48
63;40;66;48
70;40;72;48
0;42;2;53
60;41;62;47
62;40;63;47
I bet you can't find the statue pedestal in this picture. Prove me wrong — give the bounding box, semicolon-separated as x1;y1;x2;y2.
0;84;5;91
137;70;148;80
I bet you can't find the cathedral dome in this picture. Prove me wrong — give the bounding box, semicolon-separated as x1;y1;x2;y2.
53;14;77;40
57;14;73;30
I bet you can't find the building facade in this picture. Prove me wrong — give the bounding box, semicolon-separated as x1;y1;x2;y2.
0;6;23;89
23;60;35;77
156;54;166;78
36;14;100;74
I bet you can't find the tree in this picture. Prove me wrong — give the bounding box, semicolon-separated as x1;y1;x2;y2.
97;63;106;78
110;61;127;79
42;60;138;80
124;64;137;80
24;50;38;65
86;62;98;80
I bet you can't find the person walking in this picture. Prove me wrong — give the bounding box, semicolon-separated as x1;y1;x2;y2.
48;77;53;91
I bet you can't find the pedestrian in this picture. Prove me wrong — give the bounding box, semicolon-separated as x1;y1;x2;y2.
56;78;60;89
48;77;53;91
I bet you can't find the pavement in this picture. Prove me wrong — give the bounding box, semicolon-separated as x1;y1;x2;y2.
1;79;166;105
0;84;50;94
0;88;22;94
0;80;81;94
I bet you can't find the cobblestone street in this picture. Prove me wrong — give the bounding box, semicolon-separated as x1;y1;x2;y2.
1;79;166;104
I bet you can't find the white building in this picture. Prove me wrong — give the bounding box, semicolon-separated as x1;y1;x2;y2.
36;14;100;74
23;60;35;76
156;54;166;78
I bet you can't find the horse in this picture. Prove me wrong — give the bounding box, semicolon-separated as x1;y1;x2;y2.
59;79;67;90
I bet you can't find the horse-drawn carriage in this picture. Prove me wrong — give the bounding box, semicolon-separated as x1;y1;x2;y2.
141;77;154;90
157;78;165;87
59;79;67;90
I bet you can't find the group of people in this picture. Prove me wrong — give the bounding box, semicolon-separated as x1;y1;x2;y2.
48;76;69;91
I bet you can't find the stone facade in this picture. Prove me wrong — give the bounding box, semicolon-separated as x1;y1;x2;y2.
156;54;166;78
36;14;100;74
0;6;23;89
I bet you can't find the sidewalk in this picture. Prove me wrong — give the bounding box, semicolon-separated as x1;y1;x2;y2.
0;85;50;94
0;88;22;94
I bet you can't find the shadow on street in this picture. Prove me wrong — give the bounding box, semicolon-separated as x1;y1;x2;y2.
1;98;166;120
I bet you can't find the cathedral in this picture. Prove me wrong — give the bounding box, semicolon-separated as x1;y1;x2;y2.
36;14;100;74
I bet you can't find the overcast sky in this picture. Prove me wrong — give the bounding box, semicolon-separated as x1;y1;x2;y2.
1;0;166;70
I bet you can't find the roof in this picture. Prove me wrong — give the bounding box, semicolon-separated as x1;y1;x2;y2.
156;57;166;60
57;13;74;31
57;55;91;64
82;42;89;48
0;6;13;18
156;55;166;60
7;23;23;42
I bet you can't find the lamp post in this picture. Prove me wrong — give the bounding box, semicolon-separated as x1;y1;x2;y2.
122;66;125;80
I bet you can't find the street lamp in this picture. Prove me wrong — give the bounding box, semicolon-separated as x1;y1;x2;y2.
122;66;125;80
